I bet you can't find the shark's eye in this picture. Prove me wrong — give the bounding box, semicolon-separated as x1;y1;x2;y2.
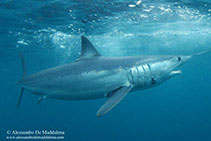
151;77;156;85
177;57;181;61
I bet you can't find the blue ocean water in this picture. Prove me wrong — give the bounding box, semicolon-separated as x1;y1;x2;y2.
0;0;211;140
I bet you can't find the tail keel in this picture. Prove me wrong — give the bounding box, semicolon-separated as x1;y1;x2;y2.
17;52;27;107
19;52;27;79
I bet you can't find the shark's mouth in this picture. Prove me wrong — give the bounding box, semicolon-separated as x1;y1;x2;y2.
170;70;182;77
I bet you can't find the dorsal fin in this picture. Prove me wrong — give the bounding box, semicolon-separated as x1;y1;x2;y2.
79;36;101;60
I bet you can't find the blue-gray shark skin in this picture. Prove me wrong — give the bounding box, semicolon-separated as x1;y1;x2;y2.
18;36;192;117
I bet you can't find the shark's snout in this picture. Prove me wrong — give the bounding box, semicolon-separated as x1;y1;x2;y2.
176;55;192;69
181;55;192;62
173;55;192;69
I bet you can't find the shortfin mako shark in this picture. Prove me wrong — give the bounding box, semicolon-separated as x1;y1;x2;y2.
17;36;209;117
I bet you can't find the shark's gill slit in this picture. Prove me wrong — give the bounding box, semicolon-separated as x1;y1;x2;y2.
141;65;146;87
147;63;152;79
135;66;140;85
129;69;135;85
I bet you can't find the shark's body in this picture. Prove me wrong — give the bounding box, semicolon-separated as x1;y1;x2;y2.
18;36;193;116
21;56;177;100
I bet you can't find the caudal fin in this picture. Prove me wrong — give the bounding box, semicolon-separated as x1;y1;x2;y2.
17;52;27;107
17;87;24;107
19;52;27;79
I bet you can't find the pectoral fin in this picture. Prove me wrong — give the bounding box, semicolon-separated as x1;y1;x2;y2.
97;85;133;117
17;87;24;107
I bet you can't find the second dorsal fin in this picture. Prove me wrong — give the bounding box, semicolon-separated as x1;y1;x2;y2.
79;36;101;60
